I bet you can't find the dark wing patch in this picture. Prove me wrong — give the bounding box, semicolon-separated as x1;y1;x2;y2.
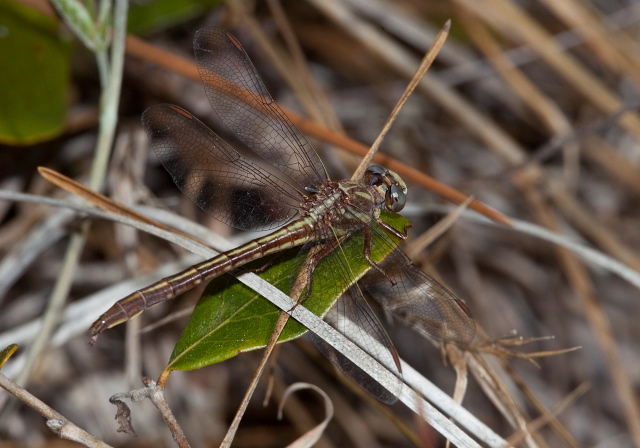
143;104;304;231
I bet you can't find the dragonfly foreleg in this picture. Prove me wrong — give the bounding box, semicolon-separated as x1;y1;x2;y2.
375;217;408;240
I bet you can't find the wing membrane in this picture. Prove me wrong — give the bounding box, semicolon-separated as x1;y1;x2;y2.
194;28;328;191
311;286;403;404
142;104;304;231
363;247;475;348
340;206;475;348
137;28;474;405
298;221;403;403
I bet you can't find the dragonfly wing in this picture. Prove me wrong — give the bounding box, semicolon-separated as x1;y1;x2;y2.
193;28;328;192
311;286;403;404
336;208;475;347
142;104;304;231
363;246;475;348
297;225;403;403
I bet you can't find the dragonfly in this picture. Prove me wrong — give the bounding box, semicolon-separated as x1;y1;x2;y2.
90;28;474;403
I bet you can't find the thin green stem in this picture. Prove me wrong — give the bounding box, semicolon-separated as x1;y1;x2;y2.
2;0;130;424
95;48;109;90
90;0;128;191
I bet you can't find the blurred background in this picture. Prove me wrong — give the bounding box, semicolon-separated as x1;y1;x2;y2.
1;0;639;446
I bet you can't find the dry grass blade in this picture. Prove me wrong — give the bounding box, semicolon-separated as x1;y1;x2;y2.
248;0;344;133
5;2;639;446
440;207;640;293
0;208;71;305
38;167;197;243
406;195;473;258
456;0;640;141
461;207;640;444
218;244;322;447
538;0;640;80
505;382;591;447
218;311;292;448
277;383;334;448
3;193;483;443
466;354;536;445
502;363;582;447
584;136;640;195
547;179;640;271
351;20;451;180
456;7;579;185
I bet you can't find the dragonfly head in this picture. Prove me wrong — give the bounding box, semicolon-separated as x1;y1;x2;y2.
364;165;408;213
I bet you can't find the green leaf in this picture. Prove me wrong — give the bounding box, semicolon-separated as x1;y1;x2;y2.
0;344;18;369
0;2;72;145
167;212;410;371
128;0;223;36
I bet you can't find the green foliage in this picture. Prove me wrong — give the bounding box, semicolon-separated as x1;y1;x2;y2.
128;0;223;35
0;344;18;369
50;0;108;51
167;212;410;371
0;1;72;145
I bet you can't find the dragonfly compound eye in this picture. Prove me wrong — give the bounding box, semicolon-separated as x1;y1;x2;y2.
366;164;386;174
364;165;387;186
386;184;406;212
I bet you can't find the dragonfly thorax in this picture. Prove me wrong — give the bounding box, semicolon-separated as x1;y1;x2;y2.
301;165;408;233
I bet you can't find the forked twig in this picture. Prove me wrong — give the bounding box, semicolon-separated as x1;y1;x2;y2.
110;378;190;448
505;382;591;446
0;369;111;448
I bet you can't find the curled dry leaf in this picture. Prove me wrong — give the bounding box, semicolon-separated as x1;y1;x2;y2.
278;382;334;448
108;396;137;437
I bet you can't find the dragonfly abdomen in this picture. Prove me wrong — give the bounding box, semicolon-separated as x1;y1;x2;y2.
90;217;315;343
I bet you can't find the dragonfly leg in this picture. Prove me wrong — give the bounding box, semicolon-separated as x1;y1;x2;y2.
288;237;343;313
363;225;397;286
302;238;343;300
375;217;408;240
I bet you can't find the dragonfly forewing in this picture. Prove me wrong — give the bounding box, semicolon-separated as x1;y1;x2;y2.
194;28;328;192
333;209;475;348
304;211;473;403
